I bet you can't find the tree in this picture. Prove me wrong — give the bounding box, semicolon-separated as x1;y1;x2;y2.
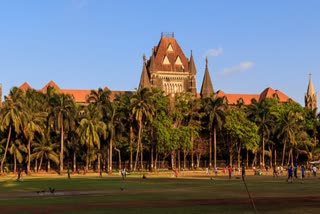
23;89;47;174
9;139;27;172
87;88;112;172
49;93;76;173
224;107;260;168
202;95;226;169
0;87;27;174
247;98;275;167
76;104;107;171
31;136;59;172
130;88;155;170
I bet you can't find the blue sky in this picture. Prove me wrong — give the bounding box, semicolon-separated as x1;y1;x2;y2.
0;0;319;106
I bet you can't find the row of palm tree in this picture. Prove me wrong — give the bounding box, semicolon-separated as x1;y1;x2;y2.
0;86;319;174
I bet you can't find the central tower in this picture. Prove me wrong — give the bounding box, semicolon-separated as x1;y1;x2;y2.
139;33;197;96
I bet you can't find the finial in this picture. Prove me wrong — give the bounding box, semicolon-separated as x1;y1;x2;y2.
205;56;208;68
143;54;146;63
190;50;193;57
309;73;312;80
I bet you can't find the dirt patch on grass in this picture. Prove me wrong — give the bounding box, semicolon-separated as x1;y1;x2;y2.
1;189;320;213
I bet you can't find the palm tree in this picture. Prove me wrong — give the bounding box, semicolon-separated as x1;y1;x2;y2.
202;95;226;169
49;93;76;173
76;104;107;171
130;88;155;170
31;136;59;172
87;88;112;172
0;87;27;174
23;89;47;174
247;98;275;167
9;139;27;172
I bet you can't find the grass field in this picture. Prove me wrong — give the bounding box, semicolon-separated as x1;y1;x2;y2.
0;171;320;214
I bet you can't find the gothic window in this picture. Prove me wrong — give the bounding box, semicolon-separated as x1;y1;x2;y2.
167;44;173;51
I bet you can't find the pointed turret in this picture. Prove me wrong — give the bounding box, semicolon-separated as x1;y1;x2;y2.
305;73;317;110
200;57;214;98
139;55;151;89
189;50;197;75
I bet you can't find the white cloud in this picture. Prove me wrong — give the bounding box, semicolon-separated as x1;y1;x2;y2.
220;61;255;76
205;48;223;57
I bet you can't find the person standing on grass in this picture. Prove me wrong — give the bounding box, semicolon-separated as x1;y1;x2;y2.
273;165;278;178
287;166;293;183
241;165;246;180
17;167;22;181
301;165;305;183
228;165;233;179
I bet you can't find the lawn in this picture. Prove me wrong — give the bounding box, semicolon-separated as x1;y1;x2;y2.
0;172;319;214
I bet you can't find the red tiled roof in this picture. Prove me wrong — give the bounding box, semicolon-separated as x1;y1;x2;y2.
216;87;291;105
18;81;125;103
152;36;189;72
259;87;290;102
41;80;60;93
19;82;32;91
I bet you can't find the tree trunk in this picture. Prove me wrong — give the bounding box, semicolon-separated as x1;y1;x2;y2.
150;145;154;171
262;133;265;167
48;159;51;172
73;152;76;172
0;126;12;174
129;125;133;171
60;121;64;173
183;150;187;169
281;141;286;166
97;153;101;173
246;149;249;167
191;149;194;170
13;153;17;173
214;127;217;170
171;151;175;170
109;136;113;173
134;121;142;170
177;150;181;170
209;132;212;168
237;142;241;169
229;146;233;167
27;139;31;174
114;147;121;169
39;156;43;171
274;149;277;166
86;148;89;171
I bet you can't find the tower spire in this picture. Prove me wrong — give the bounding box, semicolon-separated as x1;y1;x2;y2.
200;57;214;98
305;73;317;110
138;54;151;89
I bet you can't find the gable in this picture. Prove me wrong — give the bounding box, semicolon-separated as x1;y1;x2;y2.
175;56;183;65
162;55;170;65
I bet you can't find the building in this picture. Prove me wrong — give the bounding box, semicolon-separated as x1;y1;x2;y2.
2;33;306;107
139;33;292;105
139;32;197;96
